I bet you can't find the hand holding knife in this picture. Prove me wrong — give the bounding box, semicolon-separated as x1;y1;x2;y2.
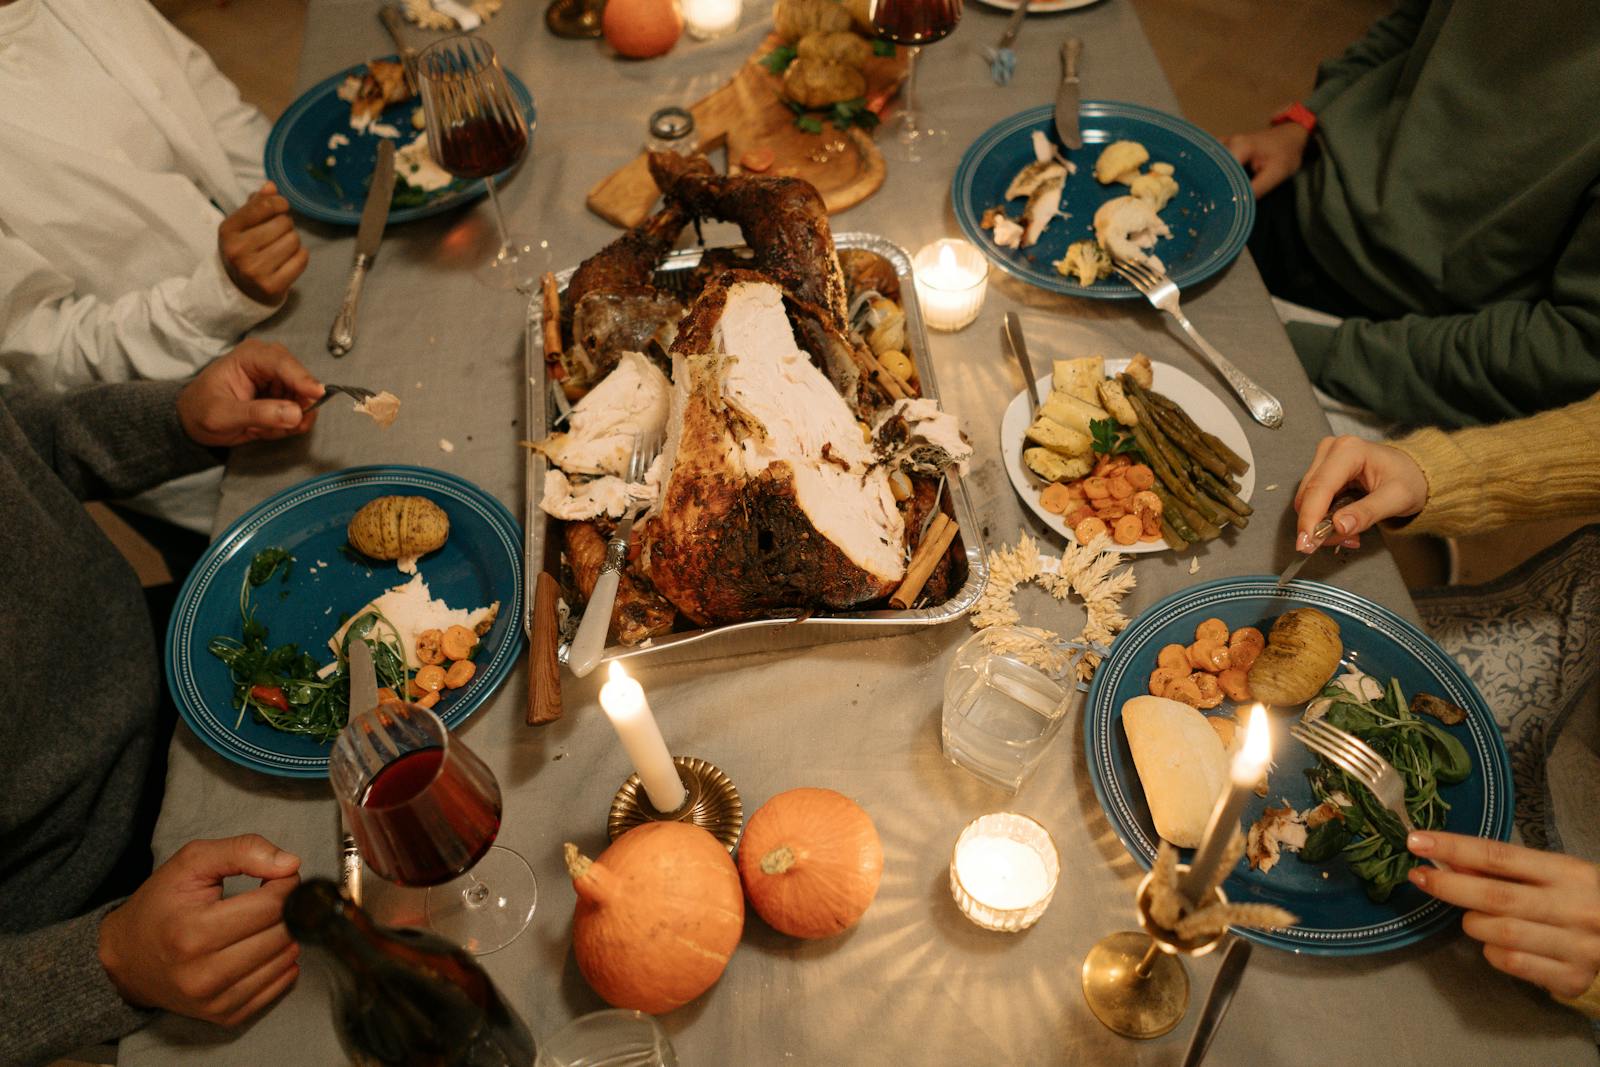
1277;491;1361;586
328;139;396;358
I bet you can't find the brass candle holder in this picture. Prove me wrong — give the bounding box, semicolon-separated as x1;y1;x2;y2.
607;756;743;853
1081;863;1228;1040
544;0;602;38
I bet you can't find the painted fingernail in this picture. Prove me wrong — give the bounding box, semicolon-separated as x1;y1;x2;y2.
1296;532;1315;552
1408;831;1434;854
277;403;301;426
273;849;298;869
1335;513;1356;534
1409;866;1430;889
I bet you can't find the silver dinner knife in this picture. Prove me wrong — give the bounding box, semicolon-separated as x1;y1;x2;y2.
1180;939;1252;1067
1055;37;1083;149
378;4;420;93
1003;312;1043;415
1277;492;1359;585
328;138;396;358
340;639;382;905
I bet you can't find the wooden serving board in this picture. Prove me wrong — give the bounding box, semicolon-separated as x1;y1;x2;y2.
586;32;906;228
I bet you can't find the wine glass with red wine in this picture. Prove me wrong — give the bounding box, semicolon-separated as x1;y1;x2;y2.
416;35;545;291
331;701;537;954
872;0;964;162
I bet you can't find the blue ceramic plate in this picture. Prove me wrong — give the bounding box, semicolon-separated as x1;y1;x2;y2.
1084;577;1514;955
952;102;1254;298
165;466;524;779
264;56;536;226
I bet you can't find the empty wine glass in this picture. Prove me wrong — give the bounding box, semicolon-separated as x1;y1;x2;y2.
872;0;964;162
416;35;544;291
331;701;537;954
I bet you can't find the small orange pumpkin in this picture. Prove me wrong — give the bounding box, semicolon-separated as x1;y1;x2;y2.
601;0;682;59
738;787;884;939
565;822;743;1014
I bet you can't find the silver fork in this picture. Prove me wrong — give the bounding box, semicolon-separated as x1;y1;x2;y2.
1290;717;1446;868
565;429;664;677
1112;258;1285;429
307;383;378;411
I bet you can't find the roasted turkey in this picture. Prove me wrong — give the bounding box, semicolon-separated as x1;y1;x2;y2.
636;274;907;625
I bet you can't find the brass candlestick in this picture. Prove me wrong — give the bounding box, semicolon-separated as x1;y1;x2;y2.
544;0;603;38
608;756;743;852
1081;864;1229;1039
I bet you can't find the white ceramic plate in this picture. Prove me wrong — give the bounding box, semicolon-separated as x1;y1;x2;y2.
978;0;1104;13
1000;358;1256;554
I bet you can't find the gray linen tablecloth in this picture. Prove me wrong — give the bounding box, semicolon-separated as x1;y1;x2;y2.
121;1;1598;1063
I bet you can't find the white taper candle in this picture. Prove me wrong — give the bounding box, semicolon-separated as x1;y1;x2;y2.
598;661;686;813
1177;704;1272;906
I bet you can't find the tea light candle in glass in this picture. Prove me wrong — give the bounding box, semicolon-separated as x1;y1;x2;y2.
949;812;1060;932
913;239;988;331
682;0;741;40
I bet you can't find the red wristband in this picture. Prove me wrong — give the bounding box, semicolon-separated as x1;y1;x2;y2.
1270;102;1317;133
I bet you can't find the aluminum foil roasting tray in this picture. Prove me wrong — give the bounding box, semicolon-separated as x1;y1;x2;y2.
523;232;988;667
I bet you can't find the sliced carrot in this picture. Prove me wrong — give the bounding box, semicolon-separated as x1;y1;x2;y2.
740;147;775;173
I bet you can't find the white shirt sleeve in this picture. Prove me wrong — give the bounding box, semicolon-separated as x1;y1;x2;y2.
156;5;271;196
0;226;278;389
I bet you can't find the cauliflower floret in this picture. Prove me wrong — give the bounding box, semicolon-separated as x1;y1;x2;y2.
1094;140;1149;184
1093;196;1172;273
1129;168;1180;211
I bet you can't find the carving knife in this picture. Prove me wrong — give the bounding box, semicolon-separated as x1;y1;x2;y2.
340;639;381;906
1003;312;1042;415
1055;37;1083;149
329;139;396;358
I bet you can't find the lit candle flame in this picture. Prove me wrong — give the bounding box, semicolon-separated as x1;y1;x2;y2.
1233;703;1271;785
937;242;959;279
607;660;627;684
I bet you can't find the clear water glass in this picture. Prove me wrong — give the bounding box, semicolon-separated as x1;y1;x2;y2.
534;1010;677;1067
941;628;1085;792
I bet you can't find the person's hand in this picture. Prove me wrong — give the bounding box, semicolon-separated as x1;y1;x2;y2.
1224;123;1311;198
1408;831;1600;1000
98;835;303;1027
177;339;324;447
1293;434;1429;552
218;182;308;306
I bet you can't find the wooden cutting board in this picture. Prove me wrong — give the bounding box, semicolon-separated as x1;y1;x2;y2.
586;32;906;228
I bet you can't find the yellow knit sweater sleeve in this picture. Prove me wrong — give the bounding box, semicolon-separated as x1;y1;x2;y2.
1389;392;1600;538
1556;966;1600;1018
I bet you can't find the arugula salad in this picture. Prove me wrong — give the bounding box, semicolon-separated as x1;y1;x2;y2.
1298;672;1473;901
207;547;410;743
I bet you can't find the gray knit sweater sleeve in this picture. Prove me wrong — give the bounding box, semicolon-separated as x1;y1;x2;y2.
0;901;154;1066
1;379;220;502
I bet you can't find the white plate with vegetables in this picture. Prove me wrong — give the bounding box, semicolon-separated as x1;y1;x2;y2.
1000;356;1255;554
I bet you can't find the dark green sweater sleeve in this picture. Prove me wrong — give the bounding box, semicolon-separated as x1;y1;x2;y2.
1290;184;1600;428
0;902;154;1065
2;379;221;502
1305;0;1430;115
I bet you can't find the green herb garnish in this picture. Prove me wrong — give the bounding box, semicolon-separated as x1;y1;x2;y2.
207;547;411;743
305;161;345;200
827;97;879;131
1090;417;1140;457
872;39;895;57
761;44;798;74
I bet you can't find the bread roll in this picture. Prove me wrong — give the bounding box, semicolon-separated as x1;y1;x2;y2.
1122;695;1230;848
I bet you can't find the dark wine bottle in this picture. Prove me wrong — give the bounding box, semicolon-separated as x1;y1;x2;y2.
284;880;535;1066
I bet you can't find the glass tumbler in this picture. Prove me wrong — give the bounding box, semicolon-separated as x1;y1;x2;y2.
940;627;1086;792
534;1010;678;1067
